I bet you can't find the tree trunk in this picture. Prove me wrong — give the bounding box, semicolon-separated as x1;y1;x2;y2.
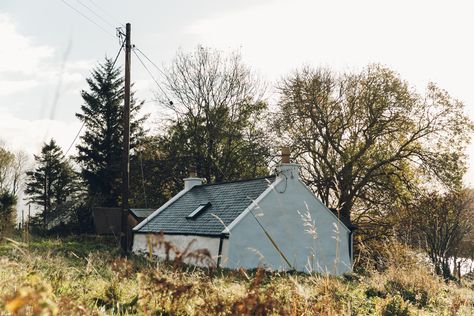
457;261;462;280
453;255;458;279
434;262;442;276
340;206;351;228
442;258;452;280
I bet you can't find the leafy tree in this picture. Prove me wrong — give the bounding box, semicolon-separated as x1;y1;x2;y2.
75;58;146;207
0;146;16;232
274;65;473;227
25;139;77;229
0;190;16;234
129;136;189;208
0;146;14;192
156;46;270;186
453;218;474;279
402;189;474;280
0;144;28;231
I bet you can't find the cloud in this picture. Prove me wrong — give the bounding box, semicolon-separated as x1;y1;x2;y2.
0;14;54;75
0;13;93;97
0;13;93;220
0;107;82;156
186;0;474;75
0;79;38;96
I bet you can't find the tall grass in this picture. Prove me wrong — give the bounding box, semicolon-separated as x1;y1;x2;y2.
0;235;472;315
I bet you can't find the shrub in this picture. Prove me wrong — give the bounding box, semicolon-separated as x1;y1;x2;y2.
355;239;423;273
379;295;412;316
0;190;16;235
366;265;444;310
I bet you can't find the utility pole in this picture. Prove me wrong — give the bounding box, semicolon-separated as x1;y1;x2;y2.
121;22;131;253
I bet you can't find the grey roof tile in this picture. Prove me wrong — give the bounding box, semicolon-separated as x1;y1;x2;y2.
137;176;276;236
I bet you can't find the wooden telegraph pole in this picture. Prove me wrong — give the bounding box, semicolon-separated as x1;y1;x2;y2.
121;23;131;253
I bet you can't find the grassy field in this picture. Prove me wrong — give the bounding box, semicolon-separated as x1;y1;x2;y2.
0;235;472;315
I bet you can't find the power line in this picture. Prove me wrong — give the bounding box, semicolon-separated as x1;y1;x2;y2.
74;0;117;29
132;48;173;103
85;0;125;27
60;0;115;39
143;99;159;104
134;47;168;78
111;40;124;68
62;121;85;159
133;46;175;105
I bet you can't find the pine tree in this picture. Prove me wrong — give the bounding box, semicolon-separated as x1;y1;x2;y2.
75;58;146;207
25;139;77;228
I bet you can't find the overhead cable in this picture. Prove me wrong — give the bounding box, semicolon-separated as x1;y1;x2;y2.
74;0;117;29
60;0;115;39
132;48;173;104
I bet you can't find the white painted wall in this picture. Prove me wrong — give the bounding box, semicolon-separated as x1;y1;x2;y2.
133;164;352;274
224;165;352;274
133;233;223;267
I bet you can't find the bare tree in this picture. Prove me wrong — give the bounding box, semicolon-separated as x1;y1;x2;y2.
157;46;269;183
275;65;473;227
0;144;28;231
408;189;474;279
11;151;29;196
0;146;14;192
0;145;29;196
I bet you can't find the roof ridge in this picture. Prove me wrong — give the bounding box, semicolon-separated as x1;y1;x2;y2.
194;175;276;188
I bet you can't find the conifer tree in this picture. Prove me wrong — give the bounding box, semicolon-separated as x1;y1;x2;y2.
76;58;146;207
25;139;77;228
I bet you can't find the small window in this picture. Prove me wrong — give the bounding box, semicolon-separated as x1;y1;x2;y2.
186;202;211;219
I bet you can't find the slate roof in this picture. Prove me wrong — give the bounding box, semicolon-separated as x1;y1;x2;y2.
129;208;155;220
136;176;276;236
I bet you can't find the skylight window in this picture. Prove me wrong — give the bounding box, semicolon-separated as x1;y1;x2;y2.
186;202;211;219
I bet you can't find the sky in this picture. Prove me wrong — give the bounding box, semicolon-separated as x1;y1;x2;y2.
1;0;474;217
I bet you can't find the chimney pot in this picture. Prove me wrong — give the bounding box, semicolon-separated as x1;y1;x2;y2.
277;147;300;179
188;165;197;178
281;147;290;163
184;165;202;190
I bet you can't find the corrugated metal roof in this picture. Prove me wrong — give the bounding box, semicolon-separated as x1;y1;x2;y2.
136;176;275;236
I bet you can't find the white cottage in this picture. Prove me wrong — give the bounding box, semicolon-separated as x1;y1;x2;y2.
133;162;353;274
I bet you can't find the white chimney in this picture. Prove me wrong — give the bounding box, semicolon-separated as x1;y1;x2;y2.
275;147;300;179
184;166;203;190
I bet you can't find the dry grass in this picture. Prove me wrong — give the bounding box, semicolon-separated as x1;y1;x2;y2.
0;235;472;315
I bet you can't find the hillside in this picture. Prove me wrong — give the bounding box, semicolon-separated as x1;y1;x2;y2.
0;235;472;315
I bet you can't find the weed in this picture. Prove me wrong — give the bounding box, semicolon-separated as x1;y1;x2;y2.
0;235;472;315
